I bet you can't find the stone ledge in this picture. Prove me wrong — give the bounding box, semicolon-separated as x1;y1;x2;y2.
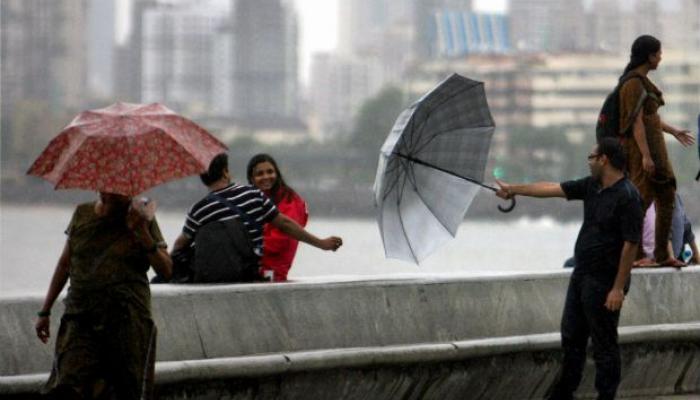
2;322;698;396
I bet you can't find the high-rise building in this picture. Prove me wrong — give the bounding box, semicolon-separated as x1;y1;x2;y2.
113;0;158;103
338;0;415;55
433;11;510;57
1;0;88;168
587;0;624;52
338;0;388;57
338;0;417;77
231;0;299;123
414;0;472;59
141;5;227;113
1;0;88;109
508;0;586;52
331;0;418;128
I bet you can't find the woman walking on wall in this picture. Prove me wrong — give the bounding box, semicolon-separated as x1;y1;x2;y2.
618;34;694;267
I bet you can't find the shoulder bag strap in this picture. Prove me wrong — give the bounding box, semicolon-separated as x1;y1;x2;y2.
207;190;263;253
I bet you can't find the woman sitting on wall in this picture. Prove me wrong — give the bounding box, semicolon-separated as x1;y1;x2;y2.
247;154;309;282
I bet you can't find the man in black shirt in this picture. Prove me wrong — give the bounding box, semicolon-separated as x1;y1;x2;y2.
496;138;642;400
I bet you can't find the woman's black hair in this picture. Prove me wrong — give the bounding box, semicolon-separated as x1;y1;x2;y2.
246;153;296;203
621;35;661;77
200;153;229;186
597;137;626;171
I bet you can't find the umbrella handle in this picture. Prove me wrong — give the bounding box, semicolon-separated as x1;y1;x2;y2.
481;182;516;213
497;197;516;213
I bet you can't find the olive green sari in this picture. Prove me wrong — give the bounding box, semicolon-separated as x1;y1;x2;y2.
44;202;166;399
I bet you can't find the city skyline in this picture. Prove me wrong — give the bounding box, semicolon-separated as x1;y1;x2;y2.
114;0;509;84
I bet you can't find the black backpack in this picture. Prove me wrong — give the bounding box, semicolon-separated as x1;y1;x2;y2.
150;191;263;284
193;218;260;283
595;75;645;143
192;191;263;283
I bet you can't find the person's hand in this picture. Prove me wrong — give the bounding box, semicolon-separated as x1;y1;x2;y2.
36;316;50;343
642;156;655;175
319;236;343;252
127;198;155;231
604;288;625;311
690;255;700;266
672;129;695;147
495;180;514;200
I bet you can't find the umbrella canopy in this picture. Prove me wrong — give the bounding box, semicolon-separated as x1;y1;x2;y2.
28;102;227;196
374;73;512;264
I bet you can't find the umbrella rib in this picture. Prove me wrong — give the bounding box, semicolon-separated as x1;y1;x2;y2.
406;162;455;237
426;81;483;116
380;156;408;202
33;129;89;182
147;119;223;169
406;112;419;152
127;128;137;195
382;156;401;201
381;170;401;202
393;153;497;192
396;159;419;262
409;82;489;153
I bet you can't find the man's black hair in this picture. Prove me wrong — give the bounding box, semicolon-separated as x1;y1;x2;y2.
597;138;626;171
200;153;228;186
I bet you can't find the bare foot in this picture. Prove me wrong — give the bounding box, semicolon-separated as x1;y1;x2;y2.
633;258;660;268
657;258;687;268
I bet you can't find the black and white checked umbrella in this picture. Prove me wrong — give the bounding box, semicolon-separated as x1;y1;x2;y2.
373;73;514;264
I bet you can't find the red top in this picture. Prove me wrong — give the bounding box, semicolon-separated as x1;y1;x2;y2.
261;190;308;281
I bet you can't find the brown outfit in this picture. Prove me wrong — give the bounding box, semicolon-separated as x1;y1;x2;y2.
43;203;166;399
619;71;675;261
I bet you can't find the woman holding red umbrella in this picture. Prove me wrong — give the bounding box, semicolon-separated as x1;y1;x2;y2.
27;102;226;399
247;154;308;282
35;193;172;399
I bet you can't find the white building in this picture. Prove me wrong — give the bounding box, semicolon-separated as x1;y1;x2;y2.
413;51;700;134
231;0;299;122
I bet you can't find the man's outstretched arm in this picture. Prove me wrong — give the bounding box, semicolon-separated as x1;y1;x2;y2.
495;180;566;199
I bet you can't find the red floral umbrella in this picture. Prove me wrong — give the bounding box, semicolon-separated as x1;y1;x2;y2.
28;102;228;196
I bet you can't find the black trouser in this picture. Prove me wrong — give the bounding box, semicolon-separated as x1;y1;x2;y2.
548;274;621;400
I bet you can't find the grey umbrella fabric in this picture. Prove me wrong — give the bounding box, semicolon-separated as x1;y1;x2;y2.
374;73;498;263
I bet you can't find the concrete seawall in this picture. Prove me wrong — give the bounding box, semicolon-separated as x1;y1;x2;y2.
1;268;699;399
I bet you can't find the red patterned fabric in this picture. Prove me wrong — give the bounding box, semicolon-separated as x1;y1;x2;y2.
28;102;227;196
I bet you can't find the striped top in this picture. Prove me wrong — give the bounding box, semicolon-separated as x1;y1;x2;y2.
183;183;279;256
